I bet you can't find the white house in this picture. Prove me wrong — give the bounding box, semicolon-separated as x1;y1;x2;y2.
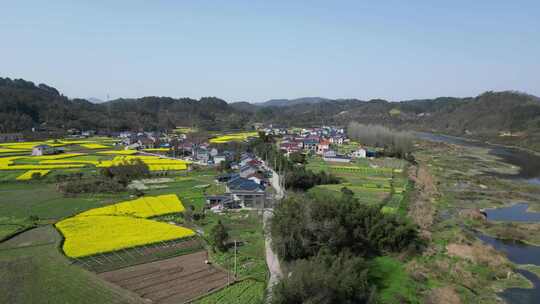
323;154;351;163
329;136;345;145
352;148;367;159
213;154;227;164
31;144;56;156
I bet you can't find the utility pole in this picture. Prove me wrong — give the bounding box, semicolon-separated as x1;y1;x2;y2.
227;255;230;286
234;240;237;279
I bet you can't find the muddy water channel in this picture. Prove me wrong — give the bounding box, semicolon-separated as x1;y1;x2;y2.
416;132;540;303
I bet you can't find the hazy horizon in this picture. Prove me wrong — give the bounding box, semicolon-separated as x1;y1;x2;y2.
2;1;539;102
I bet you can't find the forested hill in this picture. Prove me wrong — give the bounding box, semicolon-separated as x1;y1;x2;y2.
257;92;540;150
1;76;540;150
0;78;250;132
261;92;540;134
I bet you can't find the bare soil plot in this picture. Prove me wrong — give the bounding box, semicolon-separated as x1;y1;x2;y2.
100;251;230;304
74;237;204;273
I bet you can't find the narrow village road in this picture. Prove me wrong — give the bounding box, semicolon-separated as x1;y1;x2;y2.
263;210;282;292
261;162;284;301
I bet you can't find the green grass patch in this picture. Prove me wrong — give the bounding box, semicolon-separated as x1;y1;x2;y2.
0;226;140;304
369;256;420;304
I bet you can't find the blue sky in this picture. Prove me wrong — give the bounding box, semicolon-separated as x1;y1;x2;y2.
1;1;538;102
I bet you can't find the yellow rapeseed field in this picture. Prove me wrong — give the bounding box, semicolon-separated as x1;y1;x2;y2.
0;164;85;170
97;150;138;155
209;131;259;144
38;155;190;170
94;155;190;171
80;143;110;149
78;194;185;218
16;170;51;180
0;148;27;153
0;141;66;150
29;153;85;160
39;159;100;165
56;215;195;258
142;148;170;152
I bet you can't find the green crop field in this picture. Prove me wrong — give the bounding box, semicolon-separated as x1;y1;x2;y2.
307;156;409;207
198;210;267;281
0;226;143;304
195;279;265;304
0;138;269;304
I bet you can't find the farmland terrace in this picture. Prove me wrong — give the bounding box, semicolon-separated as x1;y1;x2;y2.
99;251;229;304
0;137;268;304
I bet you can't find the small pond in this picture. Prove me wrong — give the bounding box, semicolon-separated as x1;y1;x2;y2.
484;203;540;222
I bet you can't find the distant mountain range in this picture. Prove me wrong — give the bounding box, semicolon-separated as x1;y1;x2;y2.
258;97;332;107
1;76;540;151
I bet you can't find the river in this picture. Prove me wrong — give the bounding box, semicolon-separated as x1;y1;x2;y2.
416;132;540;303
415;132;540;184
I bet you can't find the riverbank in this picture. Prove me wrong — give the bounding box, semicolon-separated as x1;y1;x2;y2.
408;136;540;303
415;131;540;157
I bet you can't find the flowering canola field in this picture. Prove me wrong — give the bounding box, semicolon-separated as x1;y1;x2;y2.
37;155;189;171
16;169;51;180
57;215;195;258
97;150;138;155
95;155;190;171
55;194;194;258
79;143;110;149
77;194;185;218
209;132;259;144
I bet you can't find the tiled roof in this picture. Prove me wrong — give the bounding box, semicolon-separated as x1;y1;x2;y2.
227;177;265;191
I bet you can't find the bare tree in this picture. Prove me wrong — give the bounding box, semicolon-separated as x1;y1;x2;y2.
347;122;413;158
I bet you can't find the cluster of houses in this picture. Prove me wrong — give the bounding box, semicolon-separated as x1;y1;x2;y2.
205;153;272;213
276;126;373;163
116;131;235;165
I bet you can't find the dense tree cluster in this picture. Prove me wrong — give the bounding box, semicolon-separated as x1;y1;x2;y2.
271;194;421;262
209;220;229;253
270;193;421;303
101;159;150;186
59;161;149;194
272;252;375;304
284;169;340;191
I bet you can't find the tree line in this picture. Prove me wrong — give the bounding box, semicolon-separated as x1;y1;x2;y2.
347;122;415;160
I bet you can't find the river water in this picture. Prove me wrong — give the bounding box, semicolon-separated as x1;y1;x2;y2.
415;132;540;184
416;132;540;303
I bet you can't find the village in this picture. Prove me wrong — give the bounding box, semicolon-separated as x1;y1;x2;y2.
11;125;375;215
94;125;374;213
0;123;411;304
